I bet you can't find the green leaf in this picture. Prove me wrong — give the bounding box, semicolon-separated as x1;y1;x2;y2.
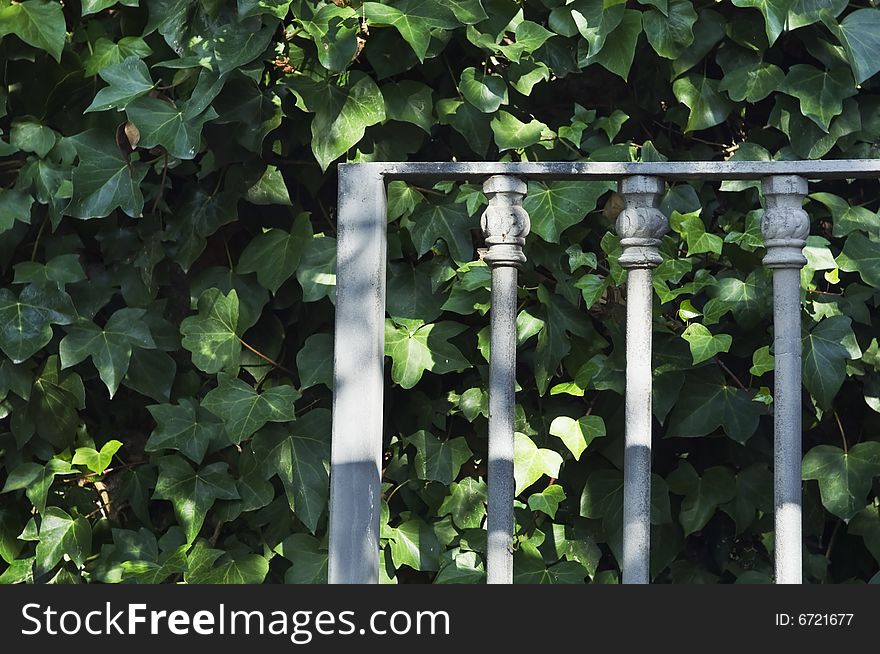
84;57;154;113
514;432;563;495
514;542;588;584
508;60;551;95
245;165;291;206
10;119;56;157
296;334;333;390
145;398;227;464
297;235;337;302
719;62;784;102
35;507;91;575
459;67;507;113
0;283;76;363
750;345;775;376
802;442;880;520
591;9;641;80
408;431;472;485
59;308;155;397
523;181;614;243
237;216;311;293
642;0;696;59
83;36;153;77
832;8;880;85
435;549;485;584
180;289;240;374
408;201;474;264
289;71;385;171
202;374;299;444
382;81;434;133
126;96;215;160
299;4;359;72
490;111;549;150
384;320;470;389
681;323;732;364
802;316;854;409
275;534;328;584
780;64;856;132
1;458;73;514
152;455;239;543
67;129;148;219
0;189;33;233
0;0;66;62
836;232;880;288
527;484;566;518
788;0;847;30
670;210;723;255
72;440;122;474
438;478;486;529
672;75;733;132
362;0;458;61
667;369;761;444
667;462;736;536
731;0;795;45
82;0;138;16
534;285;592;395
388;518;440;571
809;192;878;238
549;414;606;460
562;0;624;57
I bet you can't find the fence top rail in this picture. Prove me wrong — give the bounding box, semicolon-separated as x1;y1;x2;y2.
342;159;880;182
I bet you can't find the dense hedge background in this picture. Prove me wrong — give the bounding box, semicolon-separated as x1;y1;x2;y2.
1;0;880;584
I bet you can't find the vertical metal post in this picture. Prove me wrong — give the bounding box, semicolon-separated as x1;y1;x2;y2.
329;164;387;584
761;175;808;585
616;176;668;584
481;176;529;584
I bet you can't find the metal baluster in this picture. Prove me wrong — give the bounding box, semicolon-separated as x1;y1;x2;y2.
761;175;809;585
329;164;387;584
481;175;529;585
616;176;668;585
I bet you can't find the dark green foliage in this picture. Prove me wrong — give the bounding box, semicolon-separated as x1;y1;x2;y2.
0;0;879;585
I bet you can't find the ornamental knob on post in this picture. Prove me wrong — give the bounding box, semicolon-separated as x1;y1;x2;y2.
481;175;530;268
761;175;809;269
616;175;668;269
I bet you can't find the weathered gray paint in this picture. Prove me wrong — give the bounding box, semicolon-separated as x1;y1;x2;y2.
349;159;880;182
481;176;529;585
329;165;386;584
761;175;809;584
616;176;668;584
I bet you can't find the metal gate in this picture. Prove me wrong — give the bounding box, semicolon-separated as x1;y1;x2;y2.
328;160;880;585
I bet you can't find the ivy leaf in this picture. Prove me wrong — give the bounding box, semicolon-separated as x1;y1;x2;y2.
85;57;154;113
514;542;588;584
10;119;56;157
275;533;328;584
780;65;855;132
297;235;337;303
563;0;624;57
0;0;66;62
202;374;299;444
731;0;795;46
719;62;784;102
1;458;73;514
388;518;440;571
438;478;486;529
35;507;91;575
490;111;549;150
408;431;472;485
523;181;615;243
185;545;269;584
0;189;33;233
667;462;736;536
152;455;240;543
459;67;507;113
527;484;566;518
832;8;880;85
514;432;563;495
289;71;385;171
549;415;606;460
0;283;75;364
750;345;775;376
59;308;156;398
296;334;333;390
667;369;760;444
82;0;139;17
362;0;458;61
83;36;153;77
382;81;434;133
788;0;847;30
642;0;697;59
384;320;470;389
809;192;878;238
802;316;855;410
408;201;474;265
237;215;312;293
145;398;227;464
67;129;148;219
72;440;123;474
836;232;880;288
126;96;215;160
672;75;732;132
590;9;641;80
671;210;723;255
802;443;880;520
681;323;732;364
180;288;241;374
299;4;359;72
